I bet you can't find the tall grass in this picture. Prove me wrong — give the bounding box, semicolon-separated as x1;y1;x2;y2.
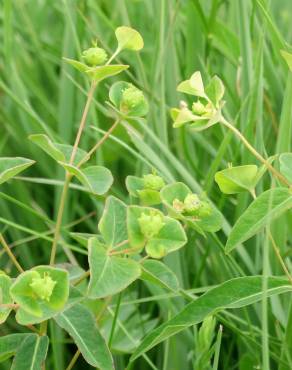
0;1;292;369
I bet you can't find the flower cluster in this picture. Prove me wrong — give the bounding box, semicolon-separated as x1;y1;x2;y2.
171;71;225;131
173;193;212;218
30;272;56;302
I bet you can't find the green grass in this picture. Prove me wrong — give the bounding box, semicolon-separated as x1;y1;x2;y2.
1;1;292;369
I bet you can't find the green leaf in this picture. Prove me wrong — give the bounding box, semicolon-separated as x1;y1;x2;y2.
279;153;292;183
63;58;90;73
87;238;141;298
55;303;114;369
126;176;145;197
215;165;258;194
0;334;29;363
29;134;65;161
0;273;13;324
127;206;187;258
205;75;225;108
131;276;292;361
115;26;144;51
86;65;129;82
281;50;292;71
70;232;103;247
10;266;69;319
177;71;205;98
98;196;128;247
60;163;113;195
29;134;87;165
0;157;35;185
226;188;292;253
141;260;179;292
11;334;49;370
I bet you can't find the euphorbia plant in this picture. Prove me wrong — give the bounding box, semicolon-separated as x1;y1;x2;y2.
0;27;292;370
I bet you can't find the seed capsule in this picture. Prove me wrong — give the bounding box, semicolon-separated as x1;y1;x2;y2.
121;86;145;111
82;47;108;66
143;174;165;191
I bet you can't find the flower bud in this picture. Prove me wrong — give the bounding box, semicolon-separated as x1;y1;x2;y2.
138;211;165;239
183;193;201;215
30;272;56;302
192;101;206;115
121;86;145;112
82;47;108;66
143;174;165;191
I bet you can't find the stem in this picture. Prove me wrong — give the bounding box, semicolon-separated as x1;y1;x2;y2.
76;118;120;168
106;47;121;65
39;321;48;336
73;270;90;286
221;118;290;187
49;174;71;265
0;233;24;273
65;350;80;370
268;231;292;285
49;81;97;266
69;81;97;165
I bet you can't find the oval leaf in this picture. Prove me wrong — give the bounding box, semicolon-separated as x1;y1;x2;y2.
141;260;179;292
0;334;29;363
29;134;87;165
177;71;205;97
215;165;258;194
11;334;49;370
29;134;65;162
226;188;292;253
131;276;292;361
115;26;144;51
60;163;113;195
55;303;114;369
86;65;129;82
0;157;35;185
88;238;141;298
98;196;128;247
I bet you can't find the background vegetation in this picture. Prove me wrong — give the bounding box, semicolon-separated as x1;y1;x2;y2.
1;0;292;369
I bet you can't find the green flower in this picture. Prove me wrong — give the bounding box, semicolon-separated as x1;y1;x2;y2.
143;174;165;191
138;211;165;239
82;47;108;66
30;272;56;302
171;72;225;131
172;193;212;218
